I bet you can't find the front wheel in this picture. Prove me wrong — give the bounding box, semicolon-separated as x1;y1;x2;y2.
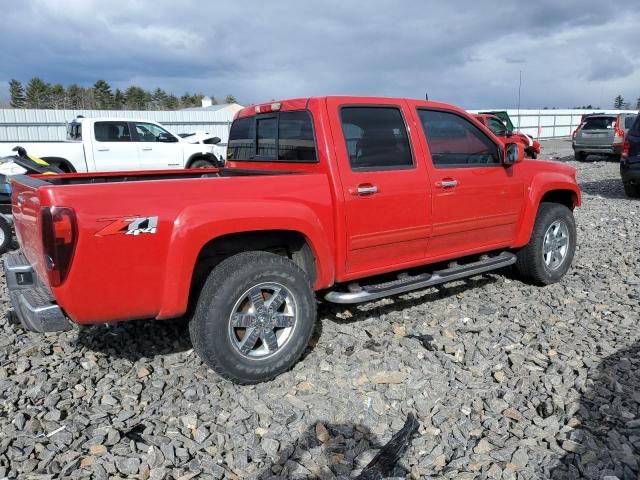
574;151;587;162
0;217;12;255
525;149;537;159
190;251;316;384
515;203;576;285
624;183;640;198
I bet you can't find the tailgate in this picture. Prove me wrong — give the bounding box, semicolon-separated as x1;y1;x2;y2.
10;175;49;286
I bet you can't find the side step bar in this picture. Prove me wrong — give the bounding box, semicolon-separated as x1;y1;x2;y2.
325;252;516;304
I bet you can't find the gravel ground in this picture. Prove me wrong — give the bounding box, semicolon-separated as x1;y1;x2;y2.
1;138;639;480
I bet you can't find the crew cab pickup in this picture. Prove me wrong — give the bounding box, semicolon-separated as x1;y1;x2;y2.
0;117;224;173
5;96;581;384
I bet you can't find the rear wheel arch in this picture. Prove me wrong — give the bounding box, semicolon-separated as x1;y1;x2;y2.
186;153;217;168
41;157;76;173
188;230;319;310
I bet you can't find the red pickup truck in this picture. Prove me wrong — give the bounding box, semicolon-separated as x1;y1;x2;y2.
5;96;581;384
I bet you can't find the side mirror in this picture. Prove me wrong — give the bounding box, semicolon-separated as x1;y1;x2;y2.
503;142;524;166
157;133;178;143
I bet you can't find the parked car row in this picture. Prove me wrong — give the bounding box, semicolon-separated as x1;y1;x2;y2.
3;95;581;383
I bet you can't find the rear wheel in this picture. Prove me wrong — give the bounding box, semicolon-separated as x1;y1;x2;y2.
515;203;576;285
189;251;316;384
190;159;215;168
574;151;587;162
623;183;640;198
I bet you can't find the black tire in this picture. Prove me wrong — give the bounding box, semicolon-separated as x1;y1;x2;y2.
190;159;215;169
525;149;537;159
0;217;11;255
189;251;316;384
574;151;587;162
515;203;576;285
624;183;640;198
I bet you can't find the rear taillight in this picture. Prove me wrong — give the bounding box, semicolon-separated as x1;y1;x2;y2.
41;206;77;287
613;119;624;144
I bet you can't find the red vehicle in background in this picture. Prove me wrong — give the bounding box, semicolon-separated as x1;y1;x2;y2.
474;113;541;159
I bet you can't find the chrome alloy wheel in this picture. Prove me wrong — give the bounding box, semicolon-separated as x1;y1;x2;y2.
543;220;570;270
227;282;297;359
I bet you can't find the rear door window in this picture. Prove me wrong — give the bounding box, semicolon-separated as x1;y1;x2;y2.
418;109;500;167
339;106;413;170
94;121;131;142
582;117;615;130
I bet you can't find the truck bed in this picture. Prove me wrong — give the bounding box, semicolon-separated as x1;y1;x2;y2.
10;166;334;324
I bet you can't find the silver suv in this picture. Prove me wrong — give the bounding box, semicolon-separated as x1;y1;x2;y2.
573;113;637;161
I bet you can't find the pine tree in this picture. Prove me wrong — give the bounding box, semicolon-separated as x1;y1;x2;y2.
65;84;82;109
165;94;179;110
8;79;25;108
223;94;237;104
152;88;168;109
124;86;148;109
49;84;66;109
25;77;51;108
93;80;114;109
614;95;625;109
113;88;125;109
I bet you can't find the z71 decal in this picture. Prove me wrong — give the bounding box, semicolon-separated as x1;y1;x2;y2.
96;216;158;236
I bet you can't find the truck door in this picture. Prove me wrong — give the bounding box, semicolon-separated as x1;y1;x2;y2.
414;108;526;258
131;121;183;170
92;121;140;171
327;99;432;277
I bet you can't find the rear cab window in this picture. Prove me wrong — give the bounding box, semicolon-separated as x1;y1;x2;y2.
227;110;317;162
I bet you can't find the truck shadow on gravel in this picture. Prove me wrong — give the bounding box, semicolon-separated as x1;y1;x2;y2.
579;178;627;200
319;275;498;325
551;342;640;480
74;316;324;365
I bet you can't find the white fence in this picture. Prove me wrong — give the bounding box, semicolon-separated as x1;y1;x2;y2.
468;109;639;139
0;109;235;144
1;108;638;143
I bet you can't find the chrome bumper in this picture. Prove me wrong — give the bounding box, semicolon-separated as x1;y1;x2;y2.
3;251;72;332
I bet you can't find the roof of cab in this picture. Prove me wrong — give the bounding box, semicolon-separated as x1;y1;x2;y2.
235;96;467;119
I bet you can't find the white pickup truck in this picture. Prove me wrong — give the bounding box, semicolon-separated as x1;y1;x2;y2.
0;117;225;172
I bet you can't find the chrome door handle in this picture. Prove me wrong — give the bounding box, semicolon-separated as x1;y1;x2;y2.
97;148;109;152
356;185;378;195
436;179;458;188
141;147;153;151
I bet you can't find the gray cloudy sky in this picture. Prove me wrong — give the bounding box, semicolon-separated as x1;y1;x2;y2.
0;0;638;108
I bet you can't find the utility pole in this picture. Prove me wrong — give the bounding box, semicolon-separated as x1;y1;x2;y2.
517;70;522;131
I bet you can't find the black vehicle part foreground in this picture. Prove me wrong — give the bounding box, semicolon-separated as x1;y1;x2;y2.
356;413;420;479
